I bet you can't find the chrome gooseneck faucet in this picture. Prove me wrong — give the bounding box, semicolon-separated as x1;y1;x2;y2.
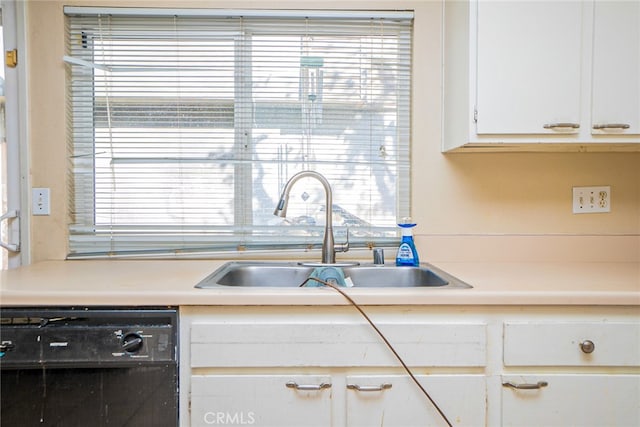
274;170;348;264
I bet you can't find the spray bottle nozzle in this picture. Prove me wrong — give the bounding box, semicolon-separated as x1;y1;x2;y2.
398;217;416;228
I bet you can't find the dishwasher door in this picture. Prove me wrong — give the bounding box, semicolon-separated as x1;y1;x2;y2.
1;364;178;426
0;307;178;427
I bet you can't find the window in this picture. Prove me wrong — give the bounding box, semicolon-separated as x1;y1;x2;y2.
0;7;6;268
65;8;413;257
1;1;26;269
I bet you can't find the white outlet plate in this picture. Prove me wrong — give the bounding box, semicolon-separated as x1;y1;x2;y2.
32;188;51;215
572;186;610;214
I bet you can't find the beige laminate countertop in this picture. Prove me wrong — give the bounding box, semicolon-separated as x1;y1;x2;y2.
1;259;639;306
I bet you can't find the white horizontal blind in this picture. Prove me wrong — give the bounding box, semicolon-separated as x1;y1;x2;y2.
65;8;413;257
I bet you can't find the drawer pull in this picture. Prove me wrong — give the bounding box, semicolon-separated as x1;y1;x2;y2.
543;122;580;130
580;340;595;354
592;123;630;130
286;381;331;391
502;381;548;390
347;383;393;392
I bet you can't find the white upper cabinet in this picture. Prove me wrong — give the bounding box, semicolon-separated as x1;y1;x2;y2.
476;1;583;135
591;1;640;135
442;0;640;151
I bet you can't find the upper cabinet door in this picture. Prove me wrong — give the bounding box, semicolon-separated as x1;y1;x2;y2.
475;1;583;134
591;1;640;135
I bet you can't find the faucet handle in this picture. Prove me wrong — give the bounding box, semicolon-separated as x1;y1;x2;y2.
373;248;385;265
335;228;350;254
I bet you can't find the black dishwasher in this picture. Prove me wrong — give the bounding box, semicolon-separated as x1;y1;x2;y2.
0;307;178;427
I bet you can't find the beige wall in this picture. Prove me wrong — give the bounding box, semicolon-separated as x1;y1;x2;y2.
26;0;640;262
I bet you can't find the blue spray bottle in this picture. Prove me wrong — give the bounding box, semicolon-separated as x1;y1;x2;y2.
395;218;420;266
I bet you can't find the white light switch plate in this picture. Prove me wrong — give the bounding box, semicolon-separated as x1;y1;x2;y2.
32;188;50;215
572;186;610;214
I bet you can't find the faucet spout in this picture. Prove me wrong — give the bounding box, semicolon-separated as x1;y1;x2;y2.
274;170;339;264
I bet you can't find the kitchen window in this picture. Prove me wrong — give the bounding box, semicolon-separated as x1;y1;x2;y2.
64;8;413;257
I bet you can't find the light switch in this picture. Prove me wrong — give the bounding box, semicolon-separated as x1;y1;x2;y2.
32;188;50;215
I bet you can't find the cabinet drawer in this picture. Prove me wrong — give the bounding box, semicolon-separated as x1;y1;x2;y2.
191;322;486;368
504;322;640;366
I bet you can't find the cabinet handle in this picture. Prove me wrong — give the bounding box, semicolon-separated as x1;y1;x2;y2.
580;340;595;354
347;383;393;392
543;123;580;130
502;381;548;390
592;123;630;130
285;381;331;391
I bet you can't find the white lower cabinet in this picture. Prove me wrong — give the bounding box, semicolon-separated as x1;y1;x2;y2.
180;306;639;426
181;306;487;426
502;320;640;427
190;375;332;427
501;374;640;427
345;374;486;427
190;373;486;427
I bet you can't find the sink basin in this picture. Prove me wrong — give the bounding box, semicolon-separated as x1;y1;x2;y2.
195;262;472;289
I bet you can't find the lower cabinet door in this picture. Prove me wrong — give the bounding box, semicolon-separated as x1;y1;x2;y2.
345;374;486;427
502;374;640;427
190;374;332;427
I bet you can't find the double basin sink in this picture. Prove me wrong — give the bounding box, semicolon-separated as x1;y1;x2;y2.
196;261;472;289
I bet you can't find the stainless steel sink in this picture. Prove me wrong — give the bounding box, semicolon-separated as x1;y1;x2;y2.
195;262;472;289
